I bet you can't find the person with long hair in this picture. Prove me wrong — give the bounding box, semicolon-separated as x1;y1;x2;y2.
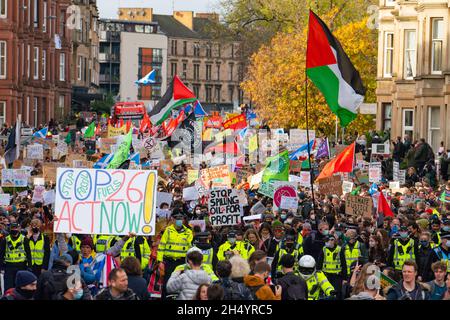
193;283;209;300
347;263;385;300
368;235;387;267
244;229;264;251
258;223;273;253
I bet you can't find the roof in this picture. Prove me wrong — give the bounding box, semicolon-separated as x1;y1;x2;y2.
193;17;216;39
152;14;202;39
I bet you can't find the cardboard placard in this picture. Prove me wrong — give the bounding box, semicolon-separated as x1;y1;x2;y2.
183;186;200;201
273;182;297;209
187;170;199;185
156;192;173;209
27;144;44;160
345;194;373;218
208;189;242;227
258;181;275;198
200;165;231;189
342;181;354;195
1;169;29;187
317;175;343;195
280;196;298;210
32;185;46;203
0;193;11;206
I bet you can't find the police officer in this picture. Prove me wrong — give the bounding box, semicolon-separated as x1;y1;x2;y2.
427;231;450;273
430;218;442;246
68;234;84;252
217;230;249;261
317;235;346;299
192;231;217;269
237;229;255;259
342;228;368;277
157;210;193;297
271;231;303;279
0;223;32;290
27;219;50;277
119;234;151;270
387;225;419;275
93;234;115;253
298;255;335;300
171;247;218;282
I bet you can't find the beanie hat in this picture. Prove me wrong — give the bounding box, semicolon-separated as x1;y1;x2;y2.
80;236;94;250
15;271;37;288
272;220;284;230
416;219;429;230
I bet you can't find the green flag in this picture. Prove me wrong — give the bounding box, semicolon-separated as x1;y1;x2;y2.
64;131;72;144
107;130;132;169
350;186;361;195
262;150;290;183
84;122;96;139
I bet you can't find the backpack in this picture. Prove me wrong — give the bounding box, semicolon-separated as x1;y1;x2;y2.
248;284;264;300
39;270;69;300
286;283;305;300
221;280;251;300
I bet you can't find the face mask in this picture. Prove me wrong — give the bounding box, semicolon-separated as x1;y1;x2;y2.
335;231;342;238
73;288;83;300
32;227;39;234
325;242;333;248
399;232;409;239
280;214;286;220
228;238;236;244
16;288;36;299
442;226;450;232
420;240;429;247
285;219;293;225
175;220;183;228
321;229;329;236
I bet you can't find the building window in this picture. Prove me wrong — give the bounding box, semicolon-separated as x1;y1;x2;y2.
404;30;416;79
384;32;394;77
402;109;414;140
206;44;212;58
216;44;221;58
33;97;38;126
183;41;187;56
428;106;440;151
59;95;65;117
0;0;6;18
0;101;5;126
60;10;65;37
205;86;212;102
77;56;82;80
171;40;177;55
27;45;30;78
42;50;46;80
231;44;234;58
238;64;244;82
216;64;220;81
42;98;47;124
59;53;65;81
431;18;444;74
215;86;221;103
0;41;5;79
382;103;392;131
206;64;212;80
33;47;39;79
171;62;177;77
26;96;30;124
34;0;39;28
43;1;47;32
229;64;234;81
27;0;31;26
182;63;187;79
228;86;234;102
193;84;200;98
194;64;200;80
194;43;200;57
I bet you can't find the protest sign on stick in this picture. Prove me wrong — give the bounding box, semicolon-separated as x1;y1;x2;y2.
345;194;373;218
317;175;342;196
208;189;242;227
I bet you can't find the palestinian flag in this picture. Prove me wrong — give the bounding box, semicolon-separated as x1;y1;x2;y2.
149;75;197;126
306;10;366;127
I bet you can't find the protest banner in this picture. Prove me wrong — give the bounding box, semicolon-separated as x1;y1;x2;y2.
236;189;248;206
249;170;263;187
208;188;242;227
27;144;44;160
187;169;199;184
289;129;315;150
156;192;173;209
236;168;250;184
107;125;127;138
0;194;10;206
200;165;231;189
195;179;208;198
342;181;354;195
43;190;56;205
1;169;29;187
54;168;158;236
289;172;312;188
43;163;65;183
33;137;55;149
32;185;46;203
280;196;298;210
389;181;400;191
34;178;45;186
222;114;246;130
317;175;343;195
273;182;297;209
243;214;262;222
258;181;275;198
99;138;117;154
369;167;382;183
183;186;200;201
345;194;373;218
156;208;171;219
399;170;406;185
248;135;258;153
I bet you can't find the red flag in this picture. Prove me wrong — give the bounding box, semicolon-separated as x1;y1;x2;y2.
163;110;185;137
316;142;355;180
140;113;151;133
378;191;394;217
126;119;132;133
95;123;101;136
119;118;124;128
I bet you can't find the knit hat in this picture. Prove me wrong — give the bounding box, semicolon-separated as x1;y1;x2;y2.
80;236;94;250
15;271;37;288
416;219;429;230
272;220;284;230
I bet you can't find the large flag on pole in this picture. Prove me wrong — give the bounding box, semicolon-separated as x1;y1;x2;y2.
378;190;394;217
84;122;96;139
289;140;314;160
4;118;20;165
93;154;114;169
107;130;132;169
306;11;366;127
316;142;355;180
135;69;156;85
149;75;197;126
262;150;290;183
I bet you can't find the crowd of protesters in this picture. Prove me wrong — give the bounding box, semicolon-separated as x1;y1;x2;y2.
0;119;450;301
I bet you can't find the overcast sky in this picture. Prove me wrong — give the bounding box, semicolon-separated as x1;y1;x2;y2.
97;0;222;19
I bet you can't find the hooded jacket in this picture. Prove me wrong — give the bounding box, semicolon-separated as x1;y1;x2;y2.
243;275;281;300
166;269;211;300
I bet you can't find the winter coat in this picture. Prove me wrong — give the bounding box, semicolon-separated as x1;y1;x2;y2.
277;272;308;300
346;292;375;300
127;275;150;300
213;278;253;300
243;275;281;300
166;269;212;300
95;288;139;300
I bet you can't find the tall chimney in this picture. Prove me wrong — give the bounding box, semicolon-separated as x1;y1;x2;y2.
173;11;194;30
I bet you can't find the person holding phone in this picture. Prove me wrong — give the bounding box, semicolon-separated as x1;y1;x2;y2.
243;262;282;300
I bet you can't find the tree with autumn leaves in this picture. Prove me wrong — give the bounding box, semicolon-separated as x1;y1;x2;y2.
237;7;377;136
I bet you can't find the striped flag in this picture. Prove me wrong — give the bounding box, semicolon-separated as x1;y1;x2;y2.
100;254;118;288
33;127;48;139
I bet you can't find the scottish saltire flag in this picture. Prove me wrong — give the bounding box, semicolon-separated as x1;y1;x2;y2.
184;104;193;114
33;127;48;139
289;140;315;160
129;152;140;166
135;69;156;85
369;183;378;196
93;154;114;169
238;127;248;140
247;112;257;120
194;100;208;117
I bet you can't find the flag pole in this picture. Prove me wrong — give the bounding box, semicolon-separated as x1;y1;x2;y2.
305;10;316;212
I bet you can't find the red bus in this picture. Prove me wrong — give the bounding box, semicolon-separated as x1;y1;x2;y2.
111;102;146;126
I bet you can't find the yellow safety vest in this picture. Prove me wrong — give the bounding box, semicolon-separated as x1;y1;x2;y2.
5;235;27;264
304;271;334;300
244;241;255;259
173;263;219;281
393;239;415;271
344;242;361;274
157;225;193;262
322;246;342;274
29;234;45;266
217;241;248;261
297;233;304;255
93;235;113;253
120;237;151;270
195;247;214;267
70;236;82;252
276;247;300;273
